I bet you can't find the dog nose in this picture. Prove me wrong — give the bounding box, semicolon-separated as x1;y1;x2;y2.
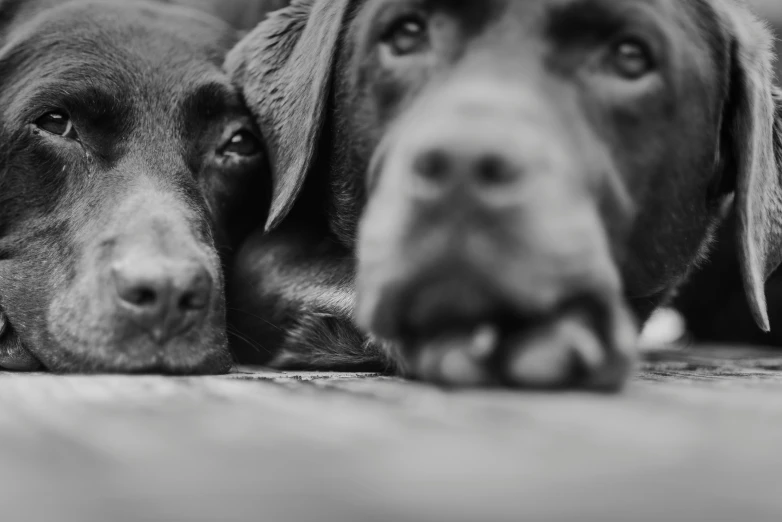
410;134;525;209
414;146;518;193
112;259;212;344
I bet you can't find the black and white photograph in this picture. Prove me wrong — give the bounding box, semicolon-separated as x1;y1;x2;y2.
1;0;782;520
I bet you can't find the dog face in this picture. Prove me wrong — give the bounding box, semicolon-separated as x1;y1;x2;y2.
230;0;782;387
353;0;736;388
0;1;268;373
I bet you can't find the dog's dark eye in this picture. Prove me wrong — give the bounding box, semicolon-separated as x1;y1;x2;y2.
35;111;78;140
220;130;261;158
611;40;655;79
382;15;429;56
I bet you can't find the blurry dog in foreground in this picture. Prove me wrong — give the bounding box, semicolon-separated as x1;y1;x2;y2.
0;0;269;373
229;0;782;389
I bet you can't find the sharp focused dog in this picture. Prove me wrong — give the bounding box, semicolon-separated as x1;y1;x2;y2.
229;0;782;388
0;0;269;373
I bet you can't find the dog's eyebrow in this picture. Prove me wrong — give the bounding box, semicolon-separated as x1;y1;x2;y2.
547;0;664;46
180;81;236;121
18;82;131;131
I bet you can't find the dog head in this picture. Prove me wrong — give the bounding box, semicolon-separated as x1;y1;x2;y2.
0;0;268;373
230;0;782;387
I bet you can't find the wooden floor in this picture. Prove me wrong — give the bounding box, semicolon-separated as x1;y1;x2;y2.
1;346;782;522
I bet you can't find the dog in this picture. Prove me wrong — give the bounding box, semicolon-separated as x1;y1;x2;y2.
0;0;269;373
228;0;782;389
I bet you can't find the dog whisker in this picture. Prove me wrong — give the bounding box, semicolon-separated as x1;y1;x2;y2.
227;326;272;355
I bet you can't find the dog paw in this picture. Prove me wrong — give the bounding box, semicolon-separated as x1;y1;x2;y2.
404;304;637;391
0;311;41;371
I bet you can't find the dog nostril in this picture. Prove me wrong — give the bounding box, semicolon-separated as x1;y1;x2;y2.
179;289;209;311
122;286;159;308
475;155;515;186
111;261;212;345
414;149;451;184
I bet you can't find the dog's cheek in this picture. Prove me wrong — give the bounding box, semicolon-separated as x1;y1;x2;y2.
590;79;721;303
371;69;411;122
367;60;438;129
0;268;43;371
44;238;119;366
0;256;62;365
0;318;41;371
202;168;270;254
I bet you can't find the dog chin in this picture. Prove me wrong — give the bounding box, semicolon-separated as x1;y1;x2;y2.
37;333;233;375
42;299;232;374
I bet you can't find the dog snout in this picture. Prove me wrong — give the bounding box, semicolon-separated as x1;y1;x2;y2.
112;258;212;344
358;83;637;388
405;125;547;213
412;144;520;201
395;95;574;216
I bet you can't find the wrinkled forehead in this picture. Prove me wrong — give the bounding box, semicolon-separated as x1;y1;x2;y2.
505;0;716;34
0;2;242;126
3;1;238;62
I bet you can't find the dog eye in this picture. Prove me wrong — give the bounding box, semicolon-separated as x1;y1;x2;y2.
220;130;262;158
382;15;429;56
35;111;78;140
611;39;655;79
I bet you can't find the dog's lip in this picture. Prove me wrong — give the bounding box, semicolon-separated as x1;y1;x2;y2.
396;295;543;365
389;278;602;367
366;269;528;348
402;310;531;343
41;340;232;375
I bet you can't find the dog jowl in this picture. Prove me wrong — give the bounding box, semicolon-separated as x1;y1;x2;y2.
231;0;782;389
0;0;268;373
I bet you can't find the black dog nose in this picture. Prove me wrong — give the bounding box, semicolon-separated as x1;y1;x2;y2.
412;146;519;199
112;259;212;344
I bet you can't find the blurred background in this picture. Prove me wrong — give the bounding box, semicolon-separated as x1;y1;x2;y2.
755;0;782;57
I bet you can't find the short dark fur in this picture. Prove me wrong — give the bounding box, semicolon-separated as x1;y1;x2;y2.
0;0;270;373
228;0;782;386
675;8;782;347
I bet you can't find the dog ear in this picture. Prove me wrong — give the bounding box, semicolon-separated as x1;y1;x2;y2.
718;3;782;332
226;0;352;231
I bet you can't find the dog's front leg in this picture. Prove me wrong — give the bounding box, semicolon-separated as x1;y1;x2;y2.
227;224;394;372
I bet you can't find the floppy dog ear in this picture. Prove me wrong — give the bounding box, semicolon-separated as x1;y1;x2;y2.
718;3;782;332
226;0;352;231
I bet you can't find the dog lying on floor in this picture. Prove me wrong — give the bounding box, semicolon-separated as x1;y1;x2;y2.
0;0;269;373
228;0;782;389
